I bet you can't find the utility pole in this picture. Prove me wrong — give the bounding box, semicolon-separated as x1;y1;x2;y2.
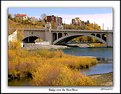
93;22;95;31
64;21;65;29
102;23;104;30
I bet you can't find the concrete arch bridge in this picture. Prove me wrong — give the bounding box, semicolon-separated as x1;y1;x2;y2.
22;28;113;47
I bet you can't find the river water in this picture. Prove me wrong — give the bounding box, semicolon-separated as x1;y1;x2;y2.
62;47;113;75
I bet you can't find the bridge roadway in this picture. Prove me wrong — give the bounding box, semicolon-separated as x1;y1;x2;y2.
23;28;113;33
9;28;113;33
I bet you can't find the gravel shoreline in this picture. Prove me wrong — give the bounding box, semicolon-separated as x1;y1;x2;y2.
23;44;70;50
89;72;113;86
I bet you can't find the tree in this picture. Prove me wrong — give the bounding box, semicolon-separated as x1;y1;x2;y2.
8;13;12;19
41;13;47;20
87;20;90;24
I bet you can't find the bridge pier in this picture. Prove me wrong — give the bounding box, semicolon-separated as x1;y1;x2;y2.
106;33;113;47
45;29;52;44
45;22;53;44
57;33;59;39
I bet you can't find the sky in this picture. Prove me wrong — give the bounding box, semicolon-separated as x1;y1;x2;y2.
8;8;113;30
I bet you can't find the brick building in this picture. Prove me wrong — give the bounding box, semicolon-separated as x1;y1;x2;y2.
45;15;62;25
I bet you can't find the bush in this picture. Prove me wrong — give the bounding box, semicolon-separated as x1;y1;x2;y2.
31;63;96;86
8;41;21;49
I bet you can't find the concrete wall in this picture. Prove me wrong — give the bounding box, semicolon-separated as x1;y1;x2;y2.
23;30;45;40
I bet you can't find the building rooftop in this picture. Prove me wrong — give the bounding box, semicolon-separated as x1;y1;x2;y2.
15;14;27;17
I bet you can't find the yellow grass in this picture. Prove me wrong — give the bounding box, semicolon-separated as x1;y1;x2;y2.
8;45;98;86
89;43;106;47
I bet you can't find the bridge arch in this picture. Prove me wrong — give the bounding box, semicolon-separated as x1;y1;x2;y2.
102;34;107;41
22;36;38;43
53;33;57;42
58;33;62;38
64;33;68;36
96;34;101;38
91;33;95;36
53;34;107;45
22;36;43;43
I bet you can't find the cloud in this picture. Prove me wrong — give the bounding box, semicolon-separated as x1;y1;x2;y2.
57;13;113;30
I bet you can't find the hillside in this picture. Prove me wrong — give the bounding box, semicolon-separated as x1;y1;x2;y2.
8;19;45;35
8;19;45;29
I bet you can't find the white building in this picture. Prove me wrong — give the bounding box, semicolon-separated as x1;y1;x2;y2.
29;17;38;22
15;14;28;20
57;24;63;29
72;17;82;26
8;30;17;42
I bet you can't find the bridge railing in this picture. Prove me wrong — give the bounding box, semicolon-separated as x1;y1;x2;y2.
51;29;113;32
8;28;113;32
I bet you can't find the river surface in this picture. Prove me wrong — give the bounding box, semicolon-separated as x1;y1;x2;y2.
62;47;113;75
62;47;113;58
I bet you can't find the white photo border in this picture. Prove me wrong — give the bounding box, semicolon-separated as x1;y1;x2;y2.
1;1;120;93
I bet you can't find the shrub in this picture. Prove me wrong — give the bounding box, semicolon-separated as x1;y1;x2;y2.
31;63;96;86
8;41;21;49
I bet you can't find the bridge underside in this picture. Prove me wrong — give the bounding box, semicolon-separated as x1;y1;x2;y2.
22;36;38;43
54;35;82;45
53;34;107;45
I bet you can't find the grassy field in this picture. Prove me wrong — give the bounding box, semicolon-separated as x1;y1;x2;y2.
8;42;98;86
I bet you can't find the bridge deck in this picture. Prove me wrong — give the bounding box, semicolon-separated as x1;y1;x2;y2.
8;28;113;33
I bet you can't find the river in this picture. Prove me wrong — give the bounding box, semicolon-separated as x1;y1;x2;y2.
62;47;113;75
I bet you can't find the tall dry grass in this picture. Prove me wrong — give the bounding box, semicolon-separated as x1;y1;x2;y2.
8;45;98;86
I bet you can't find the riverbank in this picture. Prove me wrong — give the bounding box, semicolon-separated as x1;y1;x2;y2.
67;43;107;48
23;44;69;50
9;72;113;86
89;72;113;86
22;43;110;50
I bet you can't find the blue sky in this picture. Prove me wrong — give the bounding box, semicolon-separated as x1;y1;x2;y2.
8;8;113;30
8;8;112;17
